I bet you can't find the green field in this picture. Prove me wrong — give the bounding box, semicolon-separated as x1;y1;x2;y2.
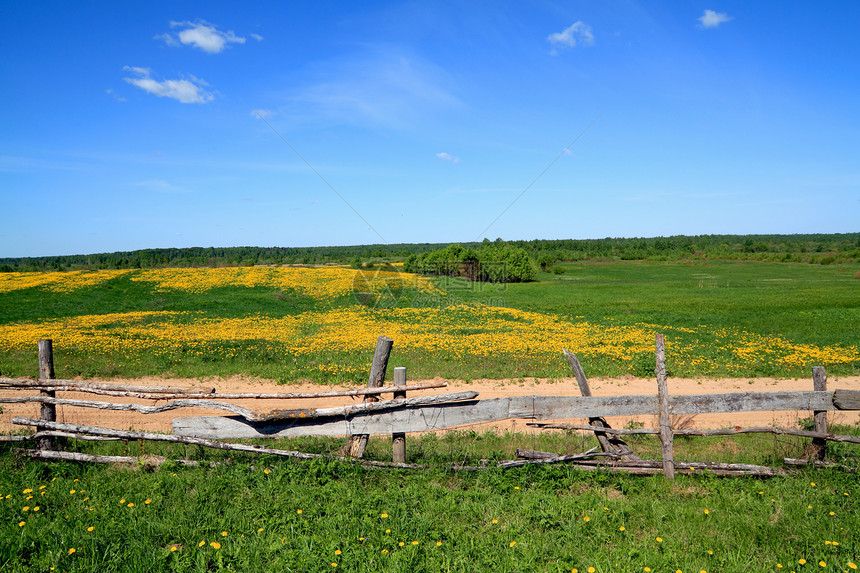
0;260;857;381
2;429;859;572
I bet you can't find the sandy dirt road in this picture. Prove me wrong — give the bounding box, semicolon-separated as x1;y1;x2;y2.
3;375;859;435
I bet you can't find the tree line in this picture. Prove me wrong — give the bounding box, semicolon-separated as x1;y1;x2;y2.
1;233;857;273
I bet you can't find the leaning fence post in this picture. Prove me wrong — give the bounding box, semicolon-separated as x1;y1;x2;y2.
392;366;407;463
811;366;828;461
37;339;56;451
344;336;394;458
655;333;675;479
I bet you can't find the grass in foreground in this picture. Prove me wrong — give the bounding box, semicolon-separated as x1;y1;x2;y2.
2;427;859;572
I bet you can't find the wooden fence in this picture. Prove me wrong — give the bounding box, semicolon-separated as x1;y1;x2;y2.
2;336;859;478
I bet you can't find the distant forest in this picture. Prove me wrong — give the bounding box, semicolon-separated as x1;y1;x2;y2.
1;233;858;272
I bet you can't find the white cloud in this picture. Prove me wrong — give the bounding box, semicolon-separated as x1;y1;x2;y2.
547;21;594;54
250;109;273;119
158;20;246;54
123;66;214;104
250;33;264;42
698;10;733;28
436;152;460;163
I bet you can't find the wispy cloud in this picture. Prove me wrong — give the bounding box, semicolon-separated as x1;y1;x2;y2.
698;10;733;29
250;33;264;42
132;180;192;193
123;66;214;104
157;20;246;54
436;152;460;163
290;47;461;129
547;21;594;55
250;108;273;119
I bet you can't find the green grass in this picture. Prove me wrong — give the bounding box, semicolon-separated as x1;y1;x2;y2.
1;261;859;381
2;427;859;572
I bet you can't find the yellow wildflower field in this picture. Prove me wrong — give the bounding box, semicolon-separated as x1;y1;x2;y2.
0;267;857;377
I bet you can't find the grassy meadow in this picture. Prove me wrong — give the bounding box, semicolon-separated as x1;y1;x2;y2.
0;261;858;381
1;261;860;571
2;429;859;572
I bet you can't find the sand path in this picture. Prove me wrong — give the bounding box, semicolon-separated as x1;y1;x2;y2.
3;375;859;435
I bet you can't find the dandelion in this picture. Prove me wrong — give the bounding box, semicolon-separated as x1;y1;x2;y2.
23;489;32;494
258;528;264;533
381;549;388;554
583;516;591;522
380;513;388;518
385;529;391;533
18;521;25;527
210;542;221;549
297;509;303;514
818;561;825;567
619;526;625;531
707;550;713;555
644;569;651;572
588;568;595;573
514;486;520;490
145;499;152;504
703;509;710;514
120;499;125;504
87;527;94;532
492;519;498;524
22;506;29;511
127;502;134;507
656;537;663;543
199;541;206;547
331;563;337;568
799;559;807;565
68;548;76;555
170;546;178;552
33;507;39;511
848;563;857;570
221;531;228;537
811;482;816;486
335;550;341;555
572;569;578;573
828;511;835;516
70;490;76;494
509;541;516;547
436;541;442;546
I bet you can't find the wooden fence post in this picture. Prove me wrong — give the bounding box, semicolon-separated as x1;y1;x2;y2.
563;349;638;460
655;334;675;479
392;366;407;463
37;339;57;451
811;366;828;461
344;336;393;458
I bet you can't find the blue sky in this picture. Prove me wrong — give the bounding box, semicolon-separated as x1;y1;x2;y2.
2;1;858;258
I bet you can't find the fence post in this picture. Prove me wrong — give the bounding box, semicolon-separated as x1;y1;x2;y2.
392;367;407;463
655;334;675;479
811;366;828;461
37;339;56;451
344;336;394;458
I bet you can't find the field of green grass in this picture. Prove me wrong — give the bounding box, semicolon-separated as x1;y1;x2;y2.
2;429;859;572
0;260;857;382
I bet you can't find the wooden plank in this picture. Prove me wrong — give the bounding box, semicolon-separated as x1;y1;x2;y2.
0;378;445;400
37;339;56;451
172;390;840;439
0;395;259;419
655;333;675;479
833;389;860;410
345;336;393;458
0;377;214;394
812;366;828;461
564;349;638;459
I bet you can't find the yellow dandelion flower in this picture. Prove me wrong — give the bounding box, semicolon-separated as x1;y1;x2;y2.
119;499;125;504
583;516;590;522
656;537;663;543
39;486;46;490
331;563;337;568
810;482;816;486
778;565;783;569
198;541;206;547
68;548;76;555
492;519;498;524
436;541;442;546
297;509;303;514
828;511;835;516
509;541;516;547
70;490;76;494
703;509;709;514
619;526;625;531
145;499;152;504
22;506;29;511
22;489;32;494
818;561;825;567
258;528;264;533
514;486;520;490
221;531;228;537
87;526;94;532
848;563;857;570
412;540;418;545
264;469;270;474
381;549;388;554
588;568;596;573
571;569;578;573
170;546;178;552
707;550;713;555
385;529;391;533
210;542;221;549
127;502;134;507
799;559;807;565
399;542;405;547
644;569;651;572
33;507;39;511
380;513;388;518
18;521;25;527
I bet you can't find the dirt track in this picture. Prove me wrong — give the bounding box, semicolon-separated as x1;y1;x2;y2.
3;375;859;436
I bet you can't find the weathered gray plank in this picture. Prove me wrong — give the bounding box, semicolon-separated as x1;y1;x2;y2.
833;389;860;410
172;391;840;439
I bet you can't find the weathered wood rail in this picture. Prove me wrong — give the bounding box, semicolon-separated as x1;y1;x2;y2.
3;336;860;478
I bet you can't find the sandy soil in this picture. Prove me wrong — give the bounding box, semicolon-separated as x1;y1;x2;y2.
3;375;859;436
